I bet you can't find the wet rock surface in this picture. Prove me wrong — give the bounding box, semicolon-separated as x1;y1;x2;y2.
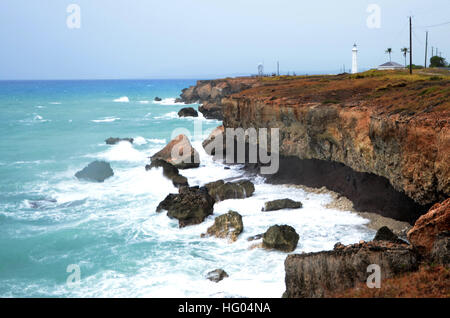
75;161;114;182
105;137;134;145
262;199;303;212
206;269;229;282
146;159;188;188
262;225;299;252
156;186;215;227
151;134;200;169
205;179;255;202
204;210;243;242
178;107;198;117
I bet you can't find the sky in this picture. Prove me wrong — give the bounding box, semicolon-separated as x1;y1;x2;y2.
0;0;449;80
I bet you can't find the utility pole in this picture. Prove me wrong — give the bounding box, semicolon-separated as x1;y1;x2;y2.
277;61;280;76
409;16;413;74
424;31;428;68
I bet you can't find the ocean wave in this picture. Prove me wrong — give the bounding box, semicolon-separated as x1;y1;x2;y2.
91;117;120;123
153;111;178;120
49;102;61;105
133;136;147;145
113;96;129;103
148;138;166;144
138;100;150;104
94;141;147;162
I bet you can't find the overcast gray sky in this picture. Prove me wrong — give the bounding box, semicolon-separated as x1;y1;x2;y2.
0;0;449;79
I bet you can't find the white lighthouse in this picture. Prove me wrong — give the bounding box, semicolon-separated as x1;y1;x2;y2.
352;43;358;74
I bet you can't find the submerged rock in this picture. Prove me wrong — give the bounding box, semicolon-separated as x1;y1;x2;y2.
146;159;188;188
205;179;255;202
105;137;134;145
407;198;450;257
262;199;303;212
204;210;243;242
178;107;198;117
283;240;418;298
75;161;114;182
373;226;405;244
151;134;200;169
247;234;263;241
154;96;162;101
206;269;229;283
156;187;215;227
262;225;299;252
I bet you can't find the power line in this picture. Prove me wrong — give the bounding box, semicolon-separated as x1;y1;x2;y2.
416;21;450;28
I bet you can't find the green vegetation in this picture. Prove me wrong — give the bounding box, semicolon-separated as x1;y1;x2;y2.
430;56;448;68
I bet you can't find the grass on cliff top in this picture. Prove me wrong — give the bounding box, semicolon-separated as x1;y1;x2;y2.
328;265;450;298
239;69;450;116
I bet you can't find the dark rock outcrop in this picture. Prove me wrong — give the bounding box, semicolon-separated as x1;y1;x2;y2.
154;97;162;101
262;199;303;212
283;240;418;298
179;78;261;119
178;107;198;117
105;137;134;145
205;179;255;202
407;198;450;257
373;226;405;244
156;186;215;227
262;225;299;252
146;159;188;188
75;161;114;182
206;269;229;282
203;210;243;242
151;134;200;169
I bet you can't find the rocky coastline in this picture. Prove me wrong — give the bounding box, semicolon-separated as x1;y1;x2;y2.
175;70;449;297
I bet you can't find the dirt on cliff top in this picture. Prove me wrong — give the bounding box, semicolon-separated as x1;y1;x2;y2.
232;69;450;119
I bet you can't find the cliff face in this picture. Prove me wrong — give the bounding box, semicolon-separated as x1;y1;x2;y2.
179;77;261;119
221;71;449;220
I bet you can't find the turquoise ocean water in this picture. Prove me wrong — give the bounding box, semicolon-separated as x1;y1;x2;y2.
0;80;374;297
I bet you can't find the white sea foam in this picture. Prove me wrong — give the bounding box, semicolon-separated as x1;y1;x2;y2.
133;136;147;145
138;100;150;104
148;138;166;144
153;111;178;120
94;141;147;162
91;117;120;123
49;102;61;105
113;96;129;103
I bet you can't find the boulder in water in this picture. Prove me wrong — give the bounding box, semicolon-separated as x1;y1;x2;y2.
206;269;229;283
262;199;303;212
156;186;215;227
204;210;243;242
105;137;134;145
205;179;255;202
262;225;299;252
146;159;189;188
151;134;200;169
178;107;198;117
154;96;162;101
75;161;114;182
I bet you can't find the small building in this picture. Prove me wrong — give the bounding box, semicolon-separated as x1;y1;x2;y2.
378;62;404;70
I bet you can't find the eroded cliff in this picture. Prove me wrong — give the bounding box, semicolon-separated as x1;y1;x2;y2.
220;71;449;221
